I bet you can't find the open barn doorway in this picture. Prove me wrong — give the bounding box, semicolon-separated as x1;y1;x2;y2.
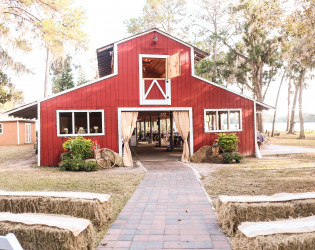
118;108;193;162
133;111;181;161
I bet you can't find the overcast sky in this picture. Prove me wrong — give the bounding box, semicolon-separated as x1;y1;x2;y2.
9;0;314;117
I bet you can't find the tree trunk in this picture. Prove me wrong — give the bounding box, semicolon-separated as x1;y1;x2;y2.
298;68;306;139
271;69;287;137
288;82;299;134
286;77;292;132
212;19;218;82
44;48;52;98
256;65;264;133
257;113;264;133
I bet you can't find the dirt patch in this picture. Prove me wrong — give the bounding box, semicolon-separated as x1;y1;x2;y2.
185;162;219;180
0;145;37;172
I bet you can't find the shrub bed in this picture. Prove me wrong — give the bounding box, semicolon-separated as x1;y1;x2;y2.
59;137;98;171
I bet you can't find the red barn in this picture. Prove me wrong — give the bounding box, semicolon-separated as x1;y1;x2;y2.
8;29;270;166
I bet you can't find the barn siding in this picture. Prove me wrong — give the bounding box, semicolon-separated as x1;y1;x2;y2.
40;31;255;166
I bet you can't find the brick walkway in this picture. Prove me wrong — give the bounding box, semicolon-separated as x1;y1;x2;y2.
98;161;231;250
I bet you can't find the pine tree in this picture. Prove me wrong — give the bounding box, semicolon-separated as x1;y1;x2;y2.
77;67;88;86
52;64;75;94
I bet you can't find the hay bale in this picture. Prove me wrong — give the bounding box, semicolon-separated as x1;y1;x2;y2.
232;216;315;250
0;191;112;227
0;213;94;250
232;231;315;250
190;145;223;163
216;198;315;236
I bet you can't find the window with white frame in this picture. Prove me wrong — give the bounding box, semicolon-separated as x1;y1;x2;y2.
57;110;104;136
0;123;3;134
204;109;242;132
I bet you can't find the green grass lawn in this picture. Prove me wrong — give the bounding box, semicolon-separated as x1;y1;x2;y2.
193;133;315;203
195;152;315;207
0;144;145;246
268;133;315;148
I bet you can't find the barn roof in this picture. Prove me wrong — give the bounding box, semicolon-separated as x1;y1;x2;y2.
96;29;209;78
0;111;36;122
96;28;209;62
5;101;38;120
6;29;273;119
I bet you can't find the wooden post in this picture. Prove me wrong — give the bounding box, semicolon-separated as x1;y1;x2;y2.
136;121;138;146
158;113;161;147
170;112;174;151
139;121;142;140
150;115;152;143
143;119;146;141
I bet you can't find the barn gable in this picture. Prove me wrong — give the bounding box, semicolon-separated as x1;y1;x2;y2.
35;29;270;110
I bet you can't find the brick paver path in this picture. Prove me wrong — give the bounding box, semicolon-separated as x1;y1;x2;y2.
98;161;231;249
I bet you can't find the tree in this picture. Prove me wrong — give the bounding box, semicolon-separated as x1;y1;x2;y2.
286;77;292;132
193;0;231;84
271;68;287;137
284;0;314;138
0;71;23;111
0;1;33;74
194;53;227;84
125;0;187;36
1;0;88;97
222;0;283;132
77;66;88;86
51;57;75;94
288;69;299;134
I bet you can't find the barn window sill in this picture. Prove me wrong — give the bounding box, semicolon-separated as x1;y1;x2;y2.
57;133;105;137
204;129;243;133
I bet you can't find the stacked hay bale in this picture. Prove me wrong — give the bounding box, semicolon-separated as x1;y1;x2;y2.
0;191;112;227
232;216;315;250
0;212;94;250
190;145;223;163
216;193;315;249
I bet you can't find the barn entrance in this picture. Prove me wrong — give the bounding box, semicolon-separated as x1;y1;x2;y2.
133;111;182;161
118;108;193;162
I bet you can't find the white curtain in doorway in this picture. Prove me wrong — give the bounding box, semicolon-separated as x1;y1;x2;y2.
121;112;138;167
173;111;190;162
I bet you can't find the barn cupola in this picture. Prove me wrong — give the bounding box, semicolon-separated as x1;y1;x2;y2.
96;44;114;78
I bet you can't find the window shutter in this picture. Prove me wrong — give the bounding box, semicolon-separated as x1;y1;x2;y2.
166;52;180;79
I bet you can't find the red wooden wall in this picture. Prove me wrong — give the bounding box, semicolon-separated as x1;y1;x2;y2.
40;31;255;166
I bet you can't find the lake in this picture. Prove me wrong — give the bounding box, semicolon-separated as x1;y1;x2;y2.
264;122;315;132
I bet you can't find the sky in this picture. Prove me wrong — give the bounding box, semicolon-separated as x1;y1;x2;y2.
9;0;315;117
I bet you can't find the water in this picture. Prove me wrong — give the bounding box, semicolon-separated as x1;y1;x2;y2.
264;122;315;132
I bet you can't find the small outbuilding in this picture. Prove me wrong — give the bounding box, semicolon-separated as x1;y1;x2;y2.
7;29;271;166
0;115;36;146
